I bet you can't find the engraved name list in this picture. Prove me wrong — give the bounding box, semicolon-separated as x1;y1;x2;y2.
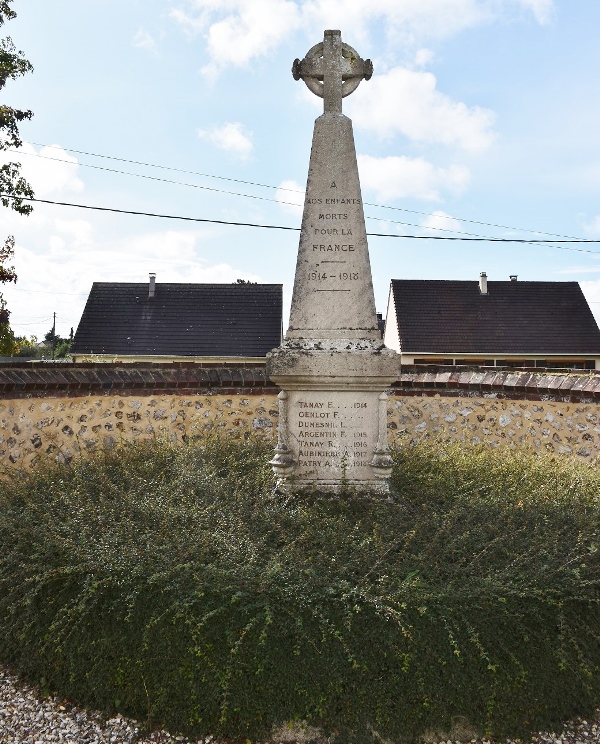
289;391;377;477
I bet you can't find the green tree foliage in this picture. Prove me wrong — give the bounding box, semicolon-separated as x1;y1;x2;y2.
12;332;36;355
0;1;33;216
53;338;72;359
13;329;72;360
0;2;33;355
0;233;17;354
43;320;72;359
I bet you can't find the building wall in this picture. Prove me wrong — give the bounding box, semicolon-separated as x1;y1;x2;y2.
1;363;600;472
383;288;400;352
400;355;600;370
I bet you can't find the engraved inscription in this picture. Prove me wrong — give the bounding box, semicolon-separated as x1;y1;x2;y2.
303;186;372;300
314;228;353;235
308;271;359;281
288;391;378;477
304;197;362;205
306;194;358;240
312;244;355;251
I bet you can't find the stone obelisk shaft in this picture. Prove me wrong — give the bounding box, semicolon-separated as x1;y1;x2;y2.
287;114;380;342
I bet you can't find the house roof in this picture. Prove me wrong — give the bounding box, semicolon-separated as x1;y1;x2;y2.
389;279;600;355
72;282;283;357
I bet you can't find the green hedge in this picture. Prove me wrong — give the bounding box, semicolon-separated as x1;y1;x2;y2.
0;437;599;742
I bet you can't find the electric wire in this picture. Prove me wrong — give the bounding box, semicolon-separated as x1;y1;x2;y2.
13;148;495;238
2;195;600;254
3;148;568;247
11;319;54;326
2;195;300;230
28;142;289;192
6;146;599;327
20;144;585;241
8;149;306;211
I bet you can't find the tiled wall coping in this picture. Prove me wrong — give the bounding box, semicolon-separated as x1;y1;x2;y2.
0;362;599;403
394;365;600;402
0;362;276;397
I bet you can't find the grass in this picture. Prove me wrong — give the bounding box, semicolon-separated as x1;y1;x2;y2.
0;436;599;742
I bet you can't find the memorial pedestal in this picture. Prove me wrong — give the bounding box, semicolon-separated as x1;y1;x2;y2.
268;345;398;493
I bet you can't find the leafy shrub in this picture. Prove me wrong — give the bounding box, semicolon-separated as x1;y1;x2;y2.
0;438;599;742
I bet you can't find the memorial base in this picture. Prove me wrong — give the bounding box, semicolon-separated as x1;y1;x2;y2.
267;344;399;495
275;479;393;496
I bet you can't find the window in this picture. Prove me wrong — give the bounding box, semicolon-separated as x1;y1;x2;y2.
414;358;449;365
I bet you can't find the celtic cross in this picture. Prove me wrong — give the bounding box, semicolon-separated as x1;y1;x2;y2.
292;30;373;114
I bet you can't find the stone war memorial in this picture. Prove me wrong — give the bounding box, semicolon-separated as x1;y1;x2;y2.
267;30;399;494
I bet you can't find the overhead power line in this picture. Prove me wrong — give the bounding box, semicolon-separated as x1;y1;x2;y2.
9;147;564;245
21;143;584;242
1;194;301;231
12;318;53;326
2;194;600;253
9;148;305;211
28;142;285;192
15;148;494;238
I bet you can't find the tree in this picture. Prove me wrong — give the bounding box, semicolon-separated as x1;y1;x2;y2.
42;319;72;360
0;233;17;354
0;1;33;355
0;1;33;217
54;337;72;359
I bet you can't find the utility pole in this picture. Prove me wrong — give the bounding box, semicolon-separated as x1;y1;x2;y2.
51;312;56;360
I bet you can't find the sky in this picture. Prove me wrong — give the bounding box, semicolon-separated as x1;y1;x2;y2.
1;0;600;341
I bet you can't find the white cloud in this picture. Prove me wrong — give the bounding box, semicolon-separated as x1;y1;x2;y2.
171;0;553;73
583;215;600;238
414;48;434;68
197;122;254;160
54;218;94;248
516;0;554;24
348;67;495;153
172;0;301;76
421;210;463;233
301;0;488;48
48;235;67;256
275;179;304;215
358;154;470;201
133;29;157;52
0;143;84;198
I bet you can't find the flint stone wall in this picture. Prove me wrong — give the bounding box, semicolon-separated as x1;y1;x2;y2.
0;363;279;471
0;363;600;471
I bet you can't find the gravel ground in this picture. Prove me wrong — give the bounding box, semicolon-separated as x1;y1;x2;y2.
0;666;209;744
2;664;600;744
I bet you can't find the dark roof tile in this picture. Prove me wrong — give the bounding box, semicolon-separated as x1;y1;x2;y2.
390;280;600;354
72;283;283;358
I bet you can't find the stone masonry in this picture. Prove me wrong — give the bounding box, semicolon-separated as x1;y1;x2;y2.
0;393;278;470
1;363;600;472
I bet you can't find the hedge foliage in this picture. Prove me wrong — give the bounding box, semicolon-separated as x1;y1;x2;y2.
0;437;600;742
